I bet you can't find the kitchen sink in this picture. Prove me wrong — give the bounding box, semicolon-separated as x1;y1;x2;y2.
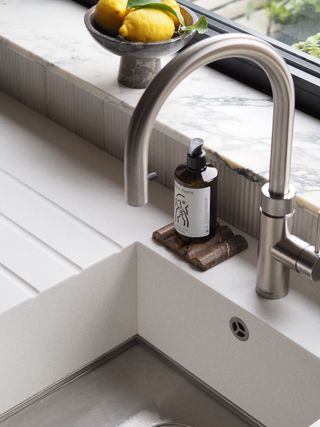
1;341;260;427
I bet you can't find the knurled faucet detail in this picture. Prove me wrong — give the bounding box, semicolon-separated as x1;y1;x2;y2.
124;33;320;299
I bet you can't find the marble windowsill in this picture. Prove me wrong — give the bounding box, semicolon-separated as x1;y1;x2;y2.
0;0;319;211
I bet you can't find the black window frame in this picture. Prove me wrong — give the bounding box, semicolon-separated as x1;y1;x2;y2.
75;0;320;118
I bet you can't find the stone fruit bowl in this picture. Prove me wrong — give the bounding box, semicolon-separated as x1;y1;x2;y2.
84;5;198;88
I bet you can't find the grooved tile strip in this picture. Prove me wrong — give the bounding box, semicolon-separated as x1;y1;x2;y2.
18;54;48;115
104;102;129;160
74;84;104;149
47;69;75;132
0;43;21;101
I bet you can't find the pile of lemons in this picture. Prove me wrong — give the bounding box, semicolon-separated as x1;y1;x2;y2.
95;0;181;42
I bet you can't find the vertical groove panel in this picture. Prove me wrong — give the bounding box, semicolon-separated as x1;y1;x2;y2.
0;44;47;115
47;69;75;132
293;205;317;243
148;128;186;190
19;55;47;115
252;183;260;236
104;102;130;160
217;158;227;221
206;152;262;237
74;85;104;149
0;44;21;101
247;181;255;236
239;176;246;232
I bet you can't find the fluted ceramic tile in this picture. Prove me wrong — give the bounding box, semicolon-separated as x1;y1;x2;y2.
47;68;75;132
0;42;21;101
18;53;47;115
74;83;105;149
149;127;186;189
0;42;47;114
293;205;318;244
103;101;130;160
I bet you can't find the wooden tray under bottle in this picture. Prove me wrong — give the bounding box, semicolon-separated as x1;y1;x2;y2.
152;223;248;271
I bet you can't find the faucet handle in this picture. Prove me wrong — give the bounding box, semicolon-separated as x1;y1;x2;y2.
147;171;158;181
315;211;320;254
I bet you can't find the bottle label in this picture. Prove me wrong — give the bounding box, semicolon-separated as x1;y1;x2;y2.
174;181;210;237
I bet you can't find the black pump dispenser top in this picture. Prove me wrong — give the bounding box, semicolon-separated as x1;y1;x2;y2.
187;138;207;171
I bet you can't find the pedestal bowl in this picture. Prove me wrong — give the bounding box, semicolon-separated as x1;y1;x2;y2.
84;5;198;88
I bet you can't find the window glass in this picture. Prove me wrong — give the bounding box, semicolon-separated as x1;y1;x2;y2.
191;0;320;63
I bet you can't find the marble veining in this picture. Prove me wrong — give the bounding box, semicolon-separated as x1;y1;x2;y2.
0;0;319;209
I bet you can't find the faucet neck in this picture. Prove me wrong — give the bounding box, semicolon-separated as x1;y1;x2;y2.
124;33;295;206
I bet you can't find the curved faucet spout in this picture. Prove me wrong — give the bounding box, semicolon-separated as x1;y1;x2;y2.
124;33;305;299
124;33;295;206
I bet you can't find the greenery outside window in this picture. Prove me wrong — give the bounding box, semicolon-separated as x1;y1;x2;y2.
75;0;320;118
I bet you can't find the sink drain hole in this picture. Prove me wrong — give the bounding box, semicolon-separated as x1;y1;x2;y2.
230;317;249;341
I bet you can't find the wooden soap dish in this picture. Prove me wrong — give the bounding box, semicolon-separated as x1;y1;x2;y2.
152;223;248;271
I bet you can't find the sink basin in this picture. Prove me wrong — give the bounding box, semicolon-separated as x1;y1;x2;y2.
0;343;257;427
2;240;320;427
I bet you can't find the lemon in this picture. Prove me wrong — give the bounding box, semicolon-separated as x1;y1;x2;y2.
95;0;128;35
163;0;181;27
119;8;175;42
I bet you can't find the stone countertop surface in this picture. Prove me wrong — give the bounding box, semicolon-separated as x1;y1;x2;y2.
0;0;319;209
1;90;320;360
1;90;320;427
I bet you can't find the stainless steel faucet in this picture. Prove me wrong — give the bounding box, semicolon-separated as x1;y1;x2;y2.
124;33;320;299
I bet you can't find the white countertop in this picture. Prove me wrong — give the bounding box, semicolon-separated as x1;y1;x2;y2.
1;91;320;427
1;90;320;358
0;91;171;313
0;0;319;209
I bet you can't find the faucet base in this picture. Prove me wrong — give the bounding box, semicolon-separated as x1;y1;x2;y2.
256;282;289;299
256;183;296;299
256;211;293;299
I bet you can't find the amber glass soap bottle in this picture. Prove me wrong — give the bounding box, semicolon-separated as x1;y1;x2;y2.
174;138;218;243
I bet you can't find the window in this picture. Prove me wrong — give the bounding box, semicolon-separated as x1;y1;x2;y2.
193;0;320;64
75;0;320;118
